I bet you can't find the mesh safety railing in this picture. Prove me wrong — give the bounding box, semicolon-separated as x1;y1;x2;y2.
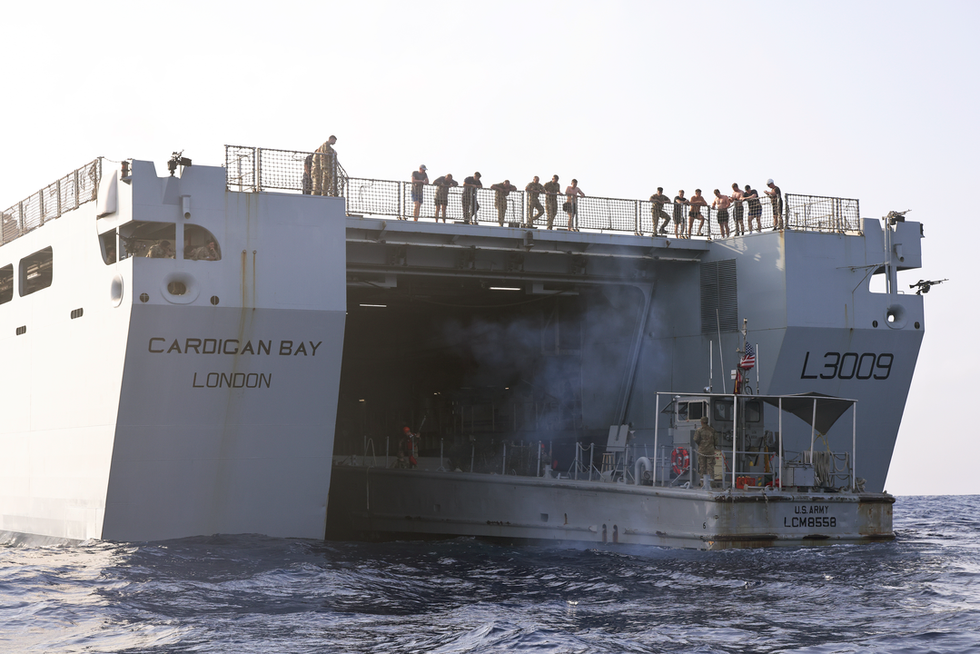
2;159;102;246
225;145;863;238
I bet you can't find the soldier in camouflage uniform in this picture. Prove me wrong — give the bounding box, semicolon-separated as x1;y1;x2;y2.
311;135;338;196
491;180;518;226
525;176;545;226
692;416;718;482
543;175;561;230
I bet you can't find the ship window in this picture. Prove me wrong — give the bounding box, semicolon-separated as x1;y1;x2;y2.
20;247;53;296
744;400;762;422
713;399;734;422
118;221;176;259
183;225;221;261
0;264;12;304
678;401;706;422
100;230;117;264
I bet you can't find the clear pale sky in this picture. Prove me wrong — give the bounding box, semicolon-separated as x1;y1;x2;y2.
2;1;975;495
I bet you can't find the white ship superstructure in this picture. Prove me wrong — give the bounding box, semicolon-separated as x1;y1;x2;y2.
1;156;346;540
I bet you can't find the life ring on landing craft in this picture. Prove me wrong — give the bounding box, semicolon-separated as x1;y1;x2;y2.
671;447;690;474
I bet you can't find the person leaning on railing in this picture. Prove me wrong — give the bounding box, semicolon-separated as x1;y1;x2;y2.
543;175;561;230
410;164;429;221
564;179;585;231
525;176;545;227
673;190;688;239
462;172;482;224
650;187;671;236
432;173;457;222
491;179;518;226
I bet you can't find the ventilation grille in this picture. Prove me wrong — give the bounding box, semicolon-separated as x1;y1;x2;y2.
701;260;738;334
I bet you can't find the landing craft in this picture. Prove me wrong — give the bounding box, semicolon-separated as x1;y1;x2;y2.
0;146;925;548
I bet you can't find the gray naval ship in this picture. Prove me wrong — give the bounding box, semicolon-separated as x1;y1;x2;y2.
1;145;924;548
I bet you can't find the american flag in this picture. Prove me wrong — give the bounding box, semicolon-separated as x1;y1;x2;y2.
740;343;756;370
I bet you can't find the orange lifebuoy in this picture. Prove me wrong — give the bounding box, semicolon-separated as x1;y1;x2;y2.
671;447;690;474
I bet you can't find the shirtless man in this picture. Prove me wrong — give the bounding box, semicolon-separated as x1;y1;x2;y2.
565;179;585;231
712;189;732;238
688;189;709;237
730;183;746;236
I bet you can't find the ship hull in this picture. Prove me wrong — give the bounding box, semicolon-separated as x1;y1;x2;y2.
328;464;893;550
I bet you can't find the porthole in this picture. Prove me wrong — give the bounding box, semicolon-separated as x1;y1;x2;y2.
16;325;27;335
884;304;907;330
110;274;124;307
915;321;920;329
872;320;878;328
140;293;149;303
210;295;220;306
160;273;200;304
70;308;84;319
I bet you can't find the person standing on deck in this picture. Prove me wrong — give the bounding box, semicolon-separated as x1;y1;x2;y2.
712;189;732;238
525;176;545;226
565;179;585;231
692;416;718;486
432;173;457;222
688;189;709;237
650;187;671;236
731;183;746;236
491;180;518;226
462;172;482;224
410;165;429;220
766;179;784;230
311;135;338;196
744;184;762;233
673;190;688;238
543;175;561;229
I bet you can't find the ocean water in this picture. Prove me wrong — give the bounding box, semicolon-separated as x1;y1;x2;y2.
1;495;978;653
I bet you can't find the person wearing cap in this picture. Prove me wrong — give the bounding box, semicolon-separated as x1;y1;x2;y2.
525;176;545;226
543;175;561;229
462;172;482;224
311;135;338;196
692;416;718;485
491;179;518;226
649;187;671;236
766;179;783;230
410;165;429;221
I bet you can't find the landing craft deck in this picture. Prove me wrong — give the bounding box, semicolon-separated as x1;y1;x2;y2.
1;146;924;546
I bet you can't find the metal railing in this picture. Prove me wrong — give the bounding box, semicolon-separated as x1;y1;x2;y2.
1;159;102;246
225;145;862;238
